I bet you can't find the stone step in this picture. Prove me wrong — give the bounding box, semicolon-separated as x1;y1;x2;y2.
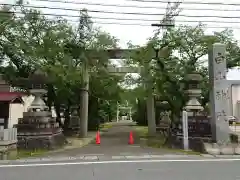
204;143;240;155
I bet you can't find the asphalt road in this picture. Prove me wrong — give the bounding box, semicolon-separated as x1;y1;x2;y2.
4;122;239;179
1;158;240;180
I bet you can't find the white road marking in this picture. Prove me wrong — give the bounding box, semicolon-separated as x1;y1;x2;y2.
161;154;193;158
1;158;240;168
82;154;105;156
84;156;98;160
125;155;147;159
111;156;124;159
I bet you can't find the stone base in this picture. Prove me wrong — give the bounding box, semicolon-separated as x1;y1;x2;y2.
171;135;212;152
17;132;66;150
0;141;17;160
204;143;240;155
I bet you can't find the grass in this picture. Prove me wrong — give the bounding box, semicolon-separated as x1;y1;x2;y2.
133;125;201;155
134;126;148;137
165;148;201;155
230;123;240;126
8;149;49;160
99;122;113;130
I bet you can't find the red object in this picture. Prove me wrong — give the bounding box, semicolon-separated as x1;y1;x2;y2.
0;92;24;102
96;131;101;144
128;131;134;144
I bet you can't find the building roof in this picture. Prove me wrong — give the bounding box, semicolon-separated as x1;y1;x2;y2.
0;92;24;103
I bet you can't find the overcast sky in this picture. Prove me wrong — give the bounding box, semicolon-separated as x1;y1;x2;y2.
1;0;240;79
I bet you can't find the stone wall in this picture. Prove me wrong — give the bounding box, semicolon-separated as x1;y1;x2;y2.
17;132;66;150
171;135;212;153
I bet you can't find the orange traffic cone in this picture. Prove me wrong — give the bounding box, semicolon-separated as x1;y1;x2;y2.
96;131;101;144
128;131;134;144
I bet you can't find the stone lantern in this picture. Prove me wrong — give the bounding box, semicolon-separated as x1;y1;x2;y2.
184;73;204;112
183;72;208;137
13;70;65;150
155;96;171;127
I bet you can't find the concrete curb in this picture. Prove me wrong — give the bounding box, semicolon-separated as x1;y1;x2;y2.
0;154;217;164
212;154;240;158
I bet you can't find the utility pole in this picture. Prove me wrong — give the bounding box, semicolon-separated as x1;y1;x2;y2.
142;58;156;136
79;60;89;138
152;1;181;34
146;87;156;136
146;1;181;136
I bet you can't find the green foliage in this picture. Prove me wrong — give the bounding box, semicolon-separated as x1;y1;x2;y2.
129;23;240;126
0;4;123;131
1;2;240;133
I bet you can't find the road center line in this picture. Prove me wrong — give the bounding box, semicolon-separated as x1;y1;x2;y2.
1;158;240;168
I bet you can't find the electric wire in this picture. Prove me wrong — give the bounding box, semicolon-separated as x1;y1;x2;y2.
1;10;240;29
1;2;240;28
2;2;240;19
28;0;240;12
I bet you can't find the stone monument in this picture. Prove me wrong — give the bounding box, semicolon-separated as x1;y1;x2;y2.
14;70;65;150
155;98;171;133
208;43;230;143
69;106;80;132
202;43;240;155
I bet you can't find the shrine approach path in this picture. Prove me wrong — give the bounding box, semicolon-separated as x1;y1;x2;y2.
44;121;171;157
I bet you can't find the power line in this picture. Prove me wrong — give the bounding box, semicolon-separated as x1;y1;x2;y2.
1;12;239;29
90;21;240;29
5;10;240;24
3;3;240;24
1;10;240;29
126;0;240;6
90;16;240;24
30;0;240;12
4;3;240;19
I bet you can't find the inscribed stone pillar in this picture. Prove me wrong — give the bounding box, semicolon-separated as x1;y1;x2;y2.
208;43;230;143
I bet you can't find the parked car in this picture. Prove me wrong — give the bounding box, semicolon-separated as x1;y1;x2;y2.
228;116;240;125
207;115;239;125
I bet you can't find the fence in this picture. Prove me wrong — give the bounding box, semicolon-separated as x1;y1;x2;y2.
0;127;17;141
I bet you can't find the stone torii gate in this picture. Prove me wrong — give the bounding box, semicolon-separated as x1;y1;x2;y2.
82;44;238;143
79;49;157;137
82;44;239;143
106;49;156;135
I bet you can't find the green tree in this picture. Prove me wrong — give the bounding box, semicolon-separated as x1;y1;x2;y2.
128;23;240;142
0;4;122;134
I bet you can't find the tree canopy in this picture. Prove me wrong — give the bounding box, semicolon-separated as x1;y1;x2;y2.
0;4;124;131
129;24;240;126
0;3;239;134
